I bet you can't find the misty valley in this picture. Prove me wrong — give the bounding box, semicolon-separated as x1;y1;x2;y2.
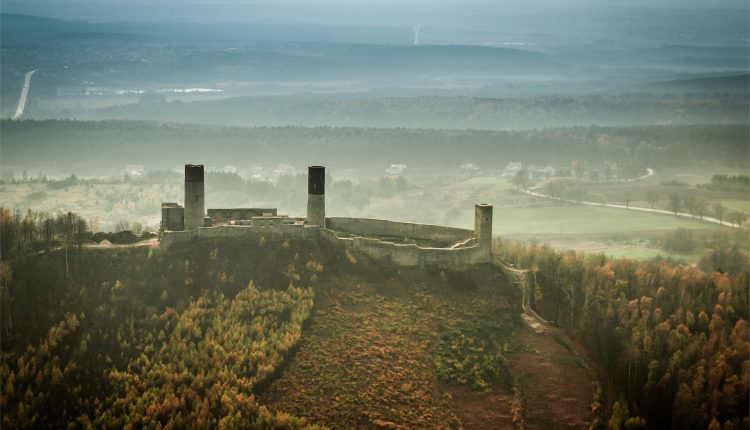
0;3;748;430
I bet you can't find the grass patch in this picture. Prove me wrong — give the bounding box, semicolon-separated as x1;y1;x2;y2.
433;324;514;392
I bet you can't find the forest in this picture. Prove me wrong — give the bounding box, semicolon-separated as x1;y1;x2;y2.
1;216;328;428
34;91;750;130
2;121;748;175
498;240;749;429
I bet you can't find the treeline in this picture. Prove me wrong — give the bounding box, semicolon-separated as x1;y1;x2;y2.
46;91;750;130
664;195;747;226
701;175;750;193
498;241;749;429
2;120;748;171
660;229;749;273
1;208;88;260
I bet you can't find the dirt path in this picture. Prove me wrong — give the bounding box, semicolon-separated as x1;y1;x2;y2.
509;329;596;430
449;387;516;430
86;238;159;249
485;258;607;429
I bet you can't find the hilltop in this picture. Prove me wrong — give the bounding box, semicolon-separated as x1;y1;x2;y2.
1;236;601;429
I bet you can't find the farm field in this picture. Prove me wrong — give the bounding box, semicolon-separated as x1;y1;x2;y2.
455;204;721;236
720;199;750;214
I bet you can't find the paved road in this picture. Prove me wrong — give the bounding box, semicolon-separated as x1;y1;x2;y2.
523;168;739;228
12;70;37;120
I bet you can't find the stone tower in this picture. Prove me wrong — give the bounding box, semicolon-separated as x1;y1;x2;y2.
307;165;325;227
475;203;493;254
184;164;205;230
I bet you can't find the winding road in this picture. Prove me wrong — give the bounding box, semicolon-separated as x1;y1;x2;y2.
523;168;739;228
12;70;37;120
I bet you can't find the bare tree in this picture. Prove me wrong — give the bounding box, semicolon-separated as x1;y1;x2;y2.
712;202;727;224
694;199;707;220
668;194;681;215
683;195;696;216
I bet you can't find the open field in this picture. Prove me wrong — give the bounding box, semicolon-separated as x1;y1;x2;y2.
720;199;750;214
658;166;750;187
455;203;722;235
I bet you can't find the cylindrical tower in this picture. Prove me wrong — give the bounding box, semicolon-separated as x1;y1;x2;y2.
475;203;493;254
184;164;205;230
307;165;325;227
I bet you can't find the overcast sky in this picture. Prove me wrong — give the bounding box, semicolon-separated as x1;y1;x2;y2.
3;0;748;7
2;0;748;26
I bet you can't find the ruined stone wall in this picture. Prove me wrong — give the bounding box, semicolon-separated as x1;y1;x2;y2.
161;204;184;233
319;226;489;268
207;208;278;223
161;223;319;250
325;217;472;244
162;217;490;269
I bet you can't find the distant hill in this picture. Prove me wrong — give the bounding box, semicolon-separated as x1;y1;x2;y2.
61;92;749;130
0;13;72;41
0;13;158;43
1;120;747;173
650;74;750;93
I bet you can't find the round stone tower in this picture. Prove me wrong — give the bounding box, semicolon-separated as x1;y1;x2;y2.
184;164;205;230
475;203;493;254
307;165;325;227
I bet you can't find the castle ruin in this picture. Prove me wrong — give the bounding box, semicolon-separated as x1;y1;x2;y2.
160;164;494;268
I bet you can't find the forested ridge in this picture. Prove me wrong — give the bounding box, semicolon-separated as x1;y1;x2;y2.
499;241;749;429
0;235;330;428
2;120;747;170
50;92;750;129
2;206;748;428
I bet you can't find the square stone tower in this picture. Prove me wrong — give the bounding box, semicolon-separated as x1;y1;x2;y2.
307;165;325;227
475;203;493;254
184;164;205;230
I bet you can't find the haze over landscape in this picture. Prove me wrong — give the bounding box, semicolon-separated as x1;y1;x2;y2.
0;1;748;429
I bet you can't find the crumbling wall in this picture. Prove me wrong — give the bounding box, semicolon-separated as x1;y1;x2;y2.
207;208;278;223
325;217;472;243
161;203;184;233
161;223;320;250
320;226;489;268
162;217;490;269
347;235;488;268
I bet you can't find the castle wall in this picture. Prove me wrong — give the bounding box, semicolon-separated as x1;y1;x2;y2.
162;216;490;269
207;208;278;223
346;235;488;267
160;203;184;233
325;217;472;243
319;225;489;268
161;223;320;250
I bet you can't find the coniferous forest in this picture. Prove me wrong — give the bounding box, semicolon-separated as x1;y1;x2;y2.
499;241;749;429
